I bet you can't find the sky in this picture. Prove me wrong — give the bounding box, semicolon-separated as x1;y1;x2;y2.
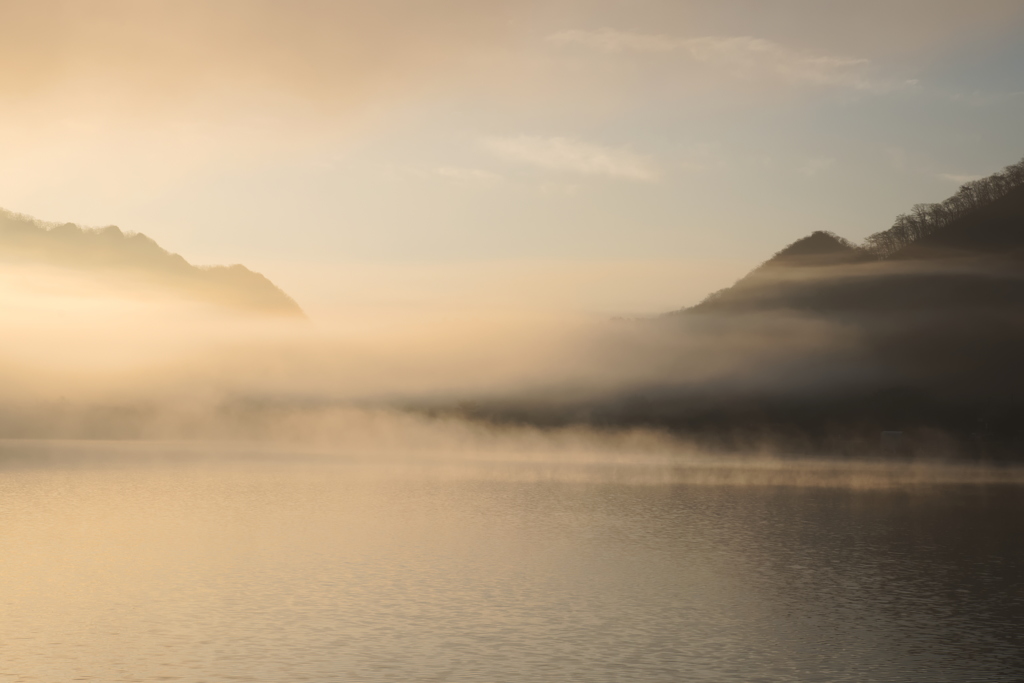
1;0;1023;316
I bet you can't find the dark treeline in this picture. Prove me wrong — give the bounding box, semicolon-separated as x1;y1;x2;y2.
691;156;1024;312
865;158;1024;257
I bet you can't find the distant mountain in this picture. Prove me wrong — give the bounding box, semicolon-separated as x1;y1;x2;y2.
0;210;304;316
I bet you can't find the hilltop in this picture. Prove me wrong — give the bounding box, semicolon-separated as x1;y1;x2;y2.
0;210;304;316
679;157;1024;316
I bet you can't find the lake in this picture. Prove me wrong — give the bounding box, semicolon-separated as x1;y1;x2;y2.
1;440;1022;682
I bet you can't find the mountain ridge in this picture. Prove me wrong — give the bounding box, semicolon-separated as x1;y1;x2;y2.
677;156;1024;316
0;209;304;317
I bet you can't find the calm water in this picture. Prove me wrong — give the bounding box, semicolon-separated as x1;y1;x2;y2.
1;441;1023;682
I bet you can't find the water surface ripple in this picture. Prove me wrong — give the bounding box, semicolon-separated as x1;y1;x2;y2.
0;441;1021;682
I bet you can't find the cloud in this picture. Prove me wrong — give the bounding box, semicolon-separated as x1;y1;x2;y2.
938;173;983;184
0;1;525;129
434;166;502;184
685;36;872;89
548;29;878;90
547;28;677;53
799;157;836;176
482;136;658;181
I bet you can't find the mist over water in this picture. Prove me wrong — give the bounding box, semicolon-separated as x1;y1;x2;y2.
3;1;1024;680
3;216;1024;682
3;276;1023;683
0;259;874;444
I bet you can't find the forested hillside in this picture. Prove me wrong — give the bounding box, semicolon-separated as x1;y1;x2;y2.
452;156;1024;457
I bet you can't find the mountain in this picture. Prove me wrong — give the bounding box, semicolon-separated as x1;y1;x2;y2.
449;156;1024;457
678;160;1024;317
684;230;872;314
0;209;304;316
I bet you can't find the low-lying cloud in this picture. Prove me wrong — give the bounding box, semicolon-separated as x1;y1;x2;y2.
434;166;502;184
548;29;879;90
938;172;984;184
482;135;658;181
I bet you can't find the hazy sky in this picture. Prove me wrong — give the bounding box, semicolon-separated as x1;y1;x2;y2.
2;0;1023;315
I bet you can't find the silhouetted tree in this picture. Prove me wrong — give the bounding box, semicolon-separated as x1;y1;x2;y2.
864;157;1024;257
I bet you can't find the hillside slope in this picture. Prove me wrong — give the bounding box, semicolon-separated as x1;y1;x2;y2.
675;158;1024;317
897;183;1024;257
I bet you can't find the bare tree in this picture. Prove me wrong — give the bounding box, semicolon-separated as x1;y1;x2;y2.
862;156;1024;257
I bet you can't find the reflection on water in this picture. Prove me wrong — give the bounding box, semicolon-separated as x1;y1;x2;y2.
1;441;1022;682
